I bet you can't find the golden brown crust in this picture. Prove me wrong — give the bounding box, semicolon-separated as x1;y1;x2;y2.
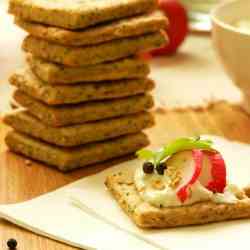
9;68;155;105
15;11;167;46
5;131;149;172
105;172;250;228
4;110;155;147
22;32;168;66
9;0;157;30
27;54;150;84
13;90;154;127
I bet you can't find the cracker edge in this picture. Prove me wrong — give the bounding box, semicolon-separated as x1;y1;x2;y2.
5;131;150;172
9;0;157;29
14;10;168;46
3;110;155;147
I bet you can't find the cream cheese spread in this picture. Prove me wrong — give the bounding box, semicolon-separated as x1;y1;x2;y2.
134;166;239;208
234;19;250;34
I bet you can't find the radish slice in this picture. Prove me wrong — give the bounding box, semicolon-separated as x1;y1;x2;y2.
201;151;227;193
197;152;213;188
166;150;203;203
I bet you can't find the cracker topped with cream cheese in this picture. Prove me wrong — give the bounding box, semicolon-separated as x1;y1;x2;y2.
106;137;250;228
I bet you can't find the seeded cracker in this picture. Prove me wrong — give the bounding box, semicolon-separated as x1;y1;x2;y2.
4;110;155;146
26;54;150;84
13;90;154;127
105;172;250;228
6;132;149;171
15;11;167;46
9;0;157;30
9;68;155;105
22;32;168;66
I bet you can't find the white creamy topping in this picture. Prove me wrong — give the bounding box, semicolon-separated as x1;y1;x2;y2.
212;184;240;204
233;19;250;34
134;167;239;208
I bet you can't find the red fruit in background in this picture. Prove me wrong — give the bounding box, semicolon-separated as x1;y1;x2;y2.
138;52;153;61
151;0;189;55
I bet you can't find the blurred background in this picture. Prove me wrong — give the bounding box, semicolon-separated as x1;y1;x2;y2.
180;0;222;31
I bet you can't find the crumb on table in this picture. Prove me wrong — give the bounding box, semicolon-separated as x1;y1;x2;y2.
25;159;32;166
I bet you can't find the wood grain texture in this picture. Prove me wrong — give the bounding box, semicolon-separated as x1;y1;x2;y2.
1;102;250;249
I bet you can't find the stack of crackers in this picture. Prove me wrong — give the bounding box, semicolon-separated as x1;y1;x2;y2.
4;0;168;171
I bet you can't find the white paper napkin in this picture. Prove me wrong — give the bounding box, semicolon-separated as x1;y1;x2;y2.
0;184;159;250
0;135;250;250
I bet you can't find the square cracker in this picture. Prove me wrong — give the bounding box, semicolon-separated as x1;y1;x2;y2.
9;68;155;105
22;32;167;66
5;131;149;172
26;54;150;84
13;90;154;127
105;172;250;228
9;0;157;30
4;110;155;147
15;11;167;46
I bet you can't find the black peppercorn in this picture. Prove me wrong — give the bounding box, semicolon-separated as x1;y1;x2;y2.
143;162;154;174
7;238;17;249
156;162;167;175
195;135;201;141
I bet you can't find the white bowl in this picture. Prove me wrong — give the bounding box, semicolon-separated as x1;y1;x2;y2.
212;0;250;112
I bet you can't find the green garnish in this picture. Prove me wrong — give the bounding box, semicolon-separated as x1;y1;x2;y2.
136;137;214;166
